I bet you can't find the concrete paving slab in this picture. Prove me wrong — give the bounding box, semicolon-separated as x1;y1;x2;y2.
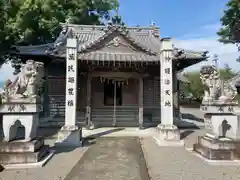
65;137;150;180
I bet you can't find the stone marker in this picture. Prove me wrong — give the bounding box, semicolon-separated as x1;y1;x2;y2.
155;38;183;146
55;38;83;147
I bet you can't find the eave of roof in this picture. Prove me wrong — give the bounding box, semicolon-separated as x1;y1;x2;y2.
9;24;208;67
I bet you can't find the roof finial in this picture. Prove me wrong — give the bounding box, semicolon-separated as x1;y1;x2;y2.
151;21;159;37
151;21;156;27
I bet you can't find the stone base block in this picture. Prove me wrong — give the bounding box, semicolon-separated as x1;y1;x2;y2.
154;124;183;146
55;127;83;147
193;135;240;160
157;124;181;141
0;139;44;153
3;150;55;170
0;145;49;164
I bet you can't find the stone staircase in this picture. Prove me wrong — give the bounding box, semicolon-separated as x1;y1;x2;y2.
91;106;139;127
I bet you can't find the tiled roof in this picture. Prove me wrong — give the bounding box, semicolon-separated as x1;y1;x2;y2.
11;24;208;66
58;51;159;62
53;24;160;55
11;43;53;55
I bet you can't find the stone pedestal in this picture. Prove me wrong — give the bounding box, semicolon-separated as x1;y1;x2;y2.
0;102;54;169
55;126;83;147
193;135;240;160
0;103;42;142
155;124;183;146
193;103;240;160
0;138;54;169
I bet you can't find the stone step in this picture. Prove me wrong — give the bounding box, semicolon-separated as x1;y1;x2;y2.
0;139;44;153
0;145;49;165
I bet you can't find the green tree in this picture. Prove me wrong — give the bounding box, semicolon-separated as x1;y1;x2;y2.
218;0;240;58
0;0;8;65
181;71;206;101
180;65;237;101
0;0;119;66
8;0;118;45
219;64;237;80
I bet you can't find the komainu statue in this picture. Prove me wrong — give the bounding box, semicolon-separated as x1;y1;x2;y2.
200;65;237;104
0;60;44;103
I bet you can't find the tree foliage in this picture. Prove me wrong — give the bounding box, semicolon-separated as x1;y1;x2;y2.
218;0;240;48
180;65;237;100
0;0;119;66
180;71;206;101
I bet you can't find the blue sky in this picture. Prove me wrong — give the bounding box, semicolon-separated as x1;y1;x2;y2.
118;0;226;38
117;0;239;71
0;0;239;81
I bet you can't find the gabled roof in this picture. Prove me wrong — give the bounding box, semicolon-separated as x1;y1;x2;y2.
77;25;157;55
10;23;208;68
48;23;160;56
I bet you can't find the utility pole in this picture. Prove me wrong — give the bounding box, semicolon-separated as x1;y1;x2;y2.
213;54;224;95
212;54;219;70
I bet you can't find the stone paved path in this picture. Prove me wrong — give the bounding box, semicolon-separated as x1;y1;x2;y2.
64;137;149;180
141;133;240;180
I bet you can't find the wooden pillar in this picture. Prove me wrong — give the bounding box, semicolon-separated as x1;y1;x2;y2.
86;72;94;129
112;81;117;126
139;77;144;129
43;65;50;118
173;69;180;120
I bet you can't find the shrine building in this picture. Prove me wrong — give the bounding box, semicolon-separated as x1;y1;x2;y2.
10;19;208;129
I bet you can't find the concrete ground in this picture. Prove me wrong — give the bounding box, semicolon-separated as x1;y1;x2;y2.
65;137;149;180
2;108;240;180
1;128;240;180
142;130;240;180
0;139;88;180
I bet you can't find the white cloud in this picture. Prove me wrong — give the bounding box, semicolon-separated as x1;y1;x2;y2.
0;63;15;81
174;23;239;72
202;23;221;32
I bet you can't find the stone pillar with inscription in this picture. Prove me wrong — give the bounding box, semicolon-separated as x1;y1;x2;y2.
155;38;183;146
55;38;82;147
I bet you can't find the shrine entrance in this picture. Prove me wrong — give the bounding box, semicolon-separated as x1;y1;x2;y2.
103;80;123;126
104;80;122;106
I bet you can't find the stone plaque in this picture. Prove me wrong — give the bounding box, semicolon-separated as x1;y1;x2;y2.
204;115;212;131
